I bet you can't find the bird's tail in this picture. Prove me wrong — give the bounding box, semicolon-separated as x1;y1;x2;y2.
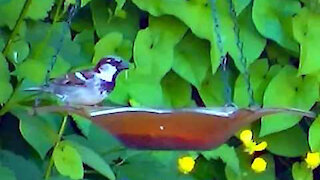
24;85;51;93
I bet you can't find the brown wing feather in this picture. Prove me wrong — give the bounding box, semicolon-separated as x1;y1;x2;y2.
51;70;95;87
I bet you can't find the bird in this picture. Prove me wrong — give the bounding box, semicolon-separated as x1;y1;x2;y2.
25;56;129;106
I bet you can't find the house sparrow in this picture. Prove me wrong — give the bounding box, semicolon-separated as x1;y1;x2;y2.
26;56;129;106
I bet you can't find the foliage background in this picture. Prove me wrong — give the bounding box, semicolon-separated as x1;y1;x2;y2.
0;0;320;179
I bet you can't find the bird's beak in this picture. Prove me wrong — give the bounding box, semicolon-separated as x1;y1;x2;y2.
118;61;129;70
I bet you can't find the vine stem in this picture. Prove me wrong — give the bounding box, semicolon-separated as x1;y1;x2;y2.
44;115;68;180
53;0;64;23
2;0;32;56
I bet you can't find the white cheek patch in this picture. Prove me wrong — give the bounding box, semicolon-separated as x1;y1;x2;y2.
96;64;117;82
75;72;86;81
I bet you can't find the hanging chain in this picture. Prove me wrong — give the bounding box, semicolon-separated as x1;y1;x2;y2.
227;0;256;107
210;0;233;107
210;0;256;107
44;0;81;84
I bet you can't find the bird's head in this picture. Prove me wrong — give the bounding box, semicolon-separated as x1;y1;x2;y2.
94;56;129;82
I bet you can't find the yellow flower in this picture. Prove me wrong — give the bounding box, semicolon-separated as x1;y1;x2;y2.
305;152;320;169
240;130;267;155
251;157;267;173
178;156;195;174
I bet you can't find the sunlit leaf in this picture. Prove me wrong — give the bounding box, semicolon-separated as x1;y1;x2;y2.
134;15;187;80
198;69;230;107
126;70;168;107
234;59;281;107
173;31;211;88
131;0;265;73
70;141;116;180
161;71;192;108
260;65;319;136
53;141;84;180
0;0;24;29
107;70;130;105
293;8;320;75
252;0;300;52
72;114;91;137
309;116;320;152
93;32;132;63
292;162;313;180
26;0;54;20
7;40;30;64
16;59;48;84
91;0;140;41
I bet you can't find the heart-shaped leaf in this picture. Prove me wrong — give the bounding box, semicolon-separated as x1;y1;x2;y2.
252;0;300;52
53;141;84;180
260;65;319;136
93;32;132;63
293;8;320;75
173;31;211;88
309;116;320;152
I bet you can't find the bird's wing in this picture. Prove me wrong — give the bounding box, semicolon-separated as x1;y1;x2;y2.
51;70;95;87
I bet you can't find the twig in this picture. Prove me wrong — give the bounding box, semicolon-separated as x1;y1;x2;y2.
2;0;32;56
44;115;69;180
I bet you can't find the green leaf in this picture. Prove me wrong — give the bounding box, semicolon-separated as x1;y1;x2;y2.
91;0;140;41
0;163;16;180
309;116;320;152
73;29;95;64
0;0;24;29
72;114;91;137
266;42;290;65
233;0;252;15
234;59;281;107
7;40;30;64
173;31;211;88
161;71;192;108
70;141;116;180
53;141;84;180
26;0;54;20
92;32;132;63
0;53;13;103
198;70;228;107
232;5;267;71
260;65;319;136
107;70;130;105
252;0;300;52
201;144;240;175
0;150;42;180
131;0;264;73
225;151;275;180
260;125;309;157
117;151;194;180
126;70;168;107
16;59;48;84
11;109;58;159
293;8;320;75
292;162;313;180
134;15;187;80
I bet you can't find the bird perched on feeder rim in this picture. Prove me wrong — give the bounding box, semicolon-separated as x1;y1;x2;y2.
25;56;129;106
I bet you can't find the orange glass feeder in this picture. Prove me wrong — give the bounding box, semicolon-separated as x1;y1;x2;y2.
32;106;315;150
87;107;314;150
